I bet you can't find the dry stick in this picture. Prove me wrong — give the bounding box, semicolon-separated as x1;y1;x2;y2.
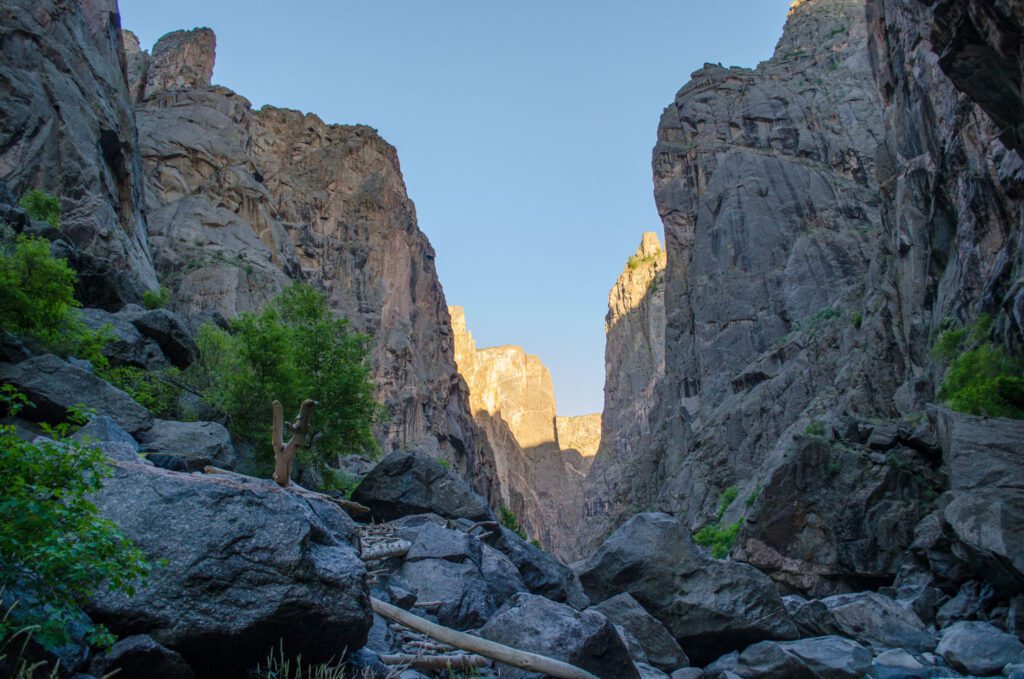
379;653;489;671
361;540;412;562
272;399;317;488
371;598;600;679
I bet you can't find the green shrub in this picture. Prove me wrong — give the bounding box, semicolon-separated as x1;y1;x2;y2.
805;420;827;438
626;250;661;271
99;366;183;419
0;387;153;649
852;311;863;329
499;506;527;540
142;286;170;310
693;519;743;559
192;283;385;476
0;235;109;366
715;485;739;520
434;457;451;471
18;190;61;229
933;316;1024;419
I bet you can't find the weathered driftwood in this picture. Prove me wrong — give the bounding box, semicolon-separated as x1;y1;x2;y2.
202;466;370;516
371;598;600;679
272;399;317;487
361;540;411;562
379;653;489;670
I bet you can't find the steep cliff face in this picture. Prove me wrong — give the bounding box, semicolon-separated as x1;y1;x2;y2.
0;0;158;307
582;232;666;554
450;306;596;560
587;0;1023;595
125;29;479;464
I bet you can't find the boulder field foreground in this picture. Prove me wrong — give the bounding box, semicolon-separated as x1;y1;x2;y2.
1;0;1024;676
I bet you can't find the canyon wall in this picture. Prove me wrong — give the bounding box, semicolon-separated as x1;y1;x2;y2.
122;29;482;467
0;0;158;307
450;306;597;560
584;0;1022;595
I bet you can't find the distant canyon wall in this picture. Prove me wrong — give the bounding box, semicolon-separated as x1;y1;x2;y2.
450;306;599;560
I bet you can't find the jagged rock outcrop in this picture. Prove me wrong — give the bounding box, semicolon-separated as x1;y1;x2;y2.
0;0;158;307
583;232;666;556
449;305;598;560
585;0;1023;600
122;28;479;465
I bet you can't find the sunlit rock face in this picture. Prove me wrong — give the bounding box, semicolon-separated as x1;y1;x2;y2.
0;0;159;308
580;232;667;557
556;414;602;470
450;306;598;561
124;28;480;467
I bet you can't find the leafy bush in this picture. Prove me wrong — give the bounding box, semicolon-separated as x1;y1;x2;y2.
933;316;1024;419
142;286;170;310
693;519;743;559
804;420;827;438
99;366;183;419
715;485;739;520
18;190;61;229
193;283;385;476
0;235;109;366
0;387;153;649
626;250;661;271
499;506;527;540
745;486;760;508
851;311;863;329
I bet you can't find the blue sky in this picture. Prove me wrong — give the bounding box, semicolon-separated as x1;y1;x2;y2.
120;0;793;415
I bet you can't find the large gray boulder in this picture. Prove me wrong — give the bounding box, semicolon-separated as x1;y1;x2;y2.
802;591;935;654
89;635;195;679
576;513;797;665
931;407;1024;492
393;522;496;629
136;419;236;469
492;525;589;609
592;593;689;672
352;451;495;523
78;308;166;369
0;354;154;435
87;462;371;677
479;592;640;679
728;636;872;679
118;307;198;369
935;621;1024;676
942;488;1024;595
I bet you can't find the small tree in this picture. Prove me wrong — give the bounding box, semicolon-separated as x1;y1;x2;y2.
18;190;61;229
194;283;385;478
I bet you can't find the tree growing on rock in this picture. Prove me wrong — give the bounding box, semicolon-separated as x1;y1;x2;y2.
194;283;385;478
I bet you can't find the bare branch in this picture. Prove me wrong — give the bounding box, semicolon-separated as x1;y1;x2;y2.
272;399;317;488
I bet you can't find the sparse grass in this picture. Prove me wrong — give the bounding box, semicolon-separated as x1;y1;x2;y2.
805;420;827;438
851;311;863;329
745;486;760;508
715;485;739;520
499;506;527;540
626;250;661;271
253;641;371;679
434;457;451;471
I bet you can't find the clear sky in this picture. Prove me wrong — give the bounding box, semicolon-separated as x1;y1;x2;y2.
119;0;793;415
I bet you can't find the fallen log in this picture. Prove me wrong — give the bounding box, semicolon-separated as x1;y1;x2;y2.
379;653;489;670
371;598;600;679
